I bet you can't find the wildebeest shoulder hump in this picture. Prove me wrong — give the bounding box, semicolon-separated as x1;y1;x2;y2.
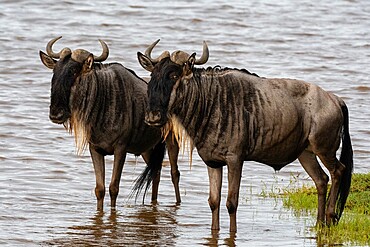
201;66;259;78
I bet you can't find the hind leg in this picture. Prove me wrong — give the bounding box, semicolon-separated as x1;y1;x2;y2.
317;154;346;225
298;150;329;225
166;133;181;204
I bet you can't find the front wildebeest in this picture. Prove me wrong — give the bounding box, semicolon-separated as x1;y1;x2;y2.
137;40;353;232
39;37;181;210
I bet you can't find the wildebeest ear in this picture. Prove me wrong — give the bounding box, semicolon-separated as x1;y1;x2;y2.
187;52;196;69
183;53;196;73
87;54;94;69
39;50;56;69
182;53;196;83
137;52;154;72
83;54;94;73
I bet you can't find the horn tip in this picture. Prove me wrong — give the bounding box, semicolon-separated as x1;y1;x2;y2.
203;40;209;49
98;39;108;45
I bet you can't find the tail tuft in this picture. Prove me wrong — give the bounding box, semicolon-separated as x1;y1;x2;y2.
130;141;166;203
336;104;353;220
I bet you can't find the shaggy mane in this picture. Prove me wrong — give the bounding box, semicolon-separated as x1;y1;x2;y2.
63;112;90;156
97;62;147;84
198;65;260;77
161;115;194;166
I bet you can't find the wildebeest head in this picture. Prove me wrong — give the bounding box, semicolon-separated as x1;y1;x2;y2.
137;40;209;126
39;36;109;125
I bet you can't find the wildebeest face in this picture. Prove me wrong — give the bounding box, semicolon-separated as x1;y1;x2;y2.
40;52;83;124
138;53;196;127
40;37;108;125
137;39;208;127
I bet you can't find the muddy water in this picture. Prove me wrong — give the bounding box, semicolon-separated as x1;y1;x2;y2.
0;0;369;246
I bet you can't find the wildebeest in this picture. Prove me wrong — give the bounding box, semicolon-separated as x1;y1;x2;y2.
137;40;353;232
39;37;181;210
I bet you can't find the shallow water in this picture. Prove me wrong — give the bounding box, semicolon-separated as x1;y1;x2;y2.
0;0;369;246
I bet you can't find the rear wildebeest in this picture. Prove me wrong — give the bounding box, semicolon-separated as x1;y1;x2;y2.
137;40;353;232
39;37;181;210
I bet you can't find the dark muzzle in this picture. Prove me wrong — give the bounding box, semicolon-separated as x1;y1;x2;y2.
49;108;70;124
145;111;165;126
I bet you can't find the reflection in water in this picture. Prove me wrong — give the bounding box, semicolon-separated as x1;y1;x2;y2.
49;205;179;246
204;231;236;247
223;232;237;247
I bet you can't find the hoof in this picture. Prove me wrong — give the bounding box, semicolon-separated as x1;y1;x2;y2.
326;212;339;226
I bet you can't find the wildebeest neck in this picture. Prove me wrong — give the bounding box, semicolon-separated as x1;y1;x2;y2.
69;63;152;154
167;67;261;156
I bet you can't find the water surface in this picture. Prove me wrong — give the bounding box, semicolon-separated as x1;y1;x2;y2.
0;0;369;246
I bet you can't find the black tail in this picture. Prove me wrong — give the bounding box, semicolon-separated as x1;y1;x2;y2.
336;104;353;220
130;141;166;203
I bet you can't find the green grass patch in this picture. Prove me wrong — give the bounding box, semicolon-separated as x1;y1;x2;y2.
278;173;370;246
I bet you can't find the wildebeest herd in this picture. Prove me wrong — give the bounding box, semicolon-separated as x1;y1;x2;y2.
40;37;353;233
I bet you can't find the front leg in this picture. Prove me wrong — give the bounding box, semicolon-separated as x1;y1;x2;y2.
89;145;106;211
109;146;127;208
166;133;181;204
226;161;243;232
207;166;223;231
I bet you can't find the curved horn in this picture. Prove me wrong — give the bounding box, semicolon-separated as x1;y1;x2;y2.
145;39;170;63
46;36;63;58
195;41;209;65
93;39;109;62
145;39;160;62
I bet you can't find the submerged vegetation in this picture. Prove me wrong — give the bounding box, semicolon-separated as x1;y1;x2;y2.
278;172;370;246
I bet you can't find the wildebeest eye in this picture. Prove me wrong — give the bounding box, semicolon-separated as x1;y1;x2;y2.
169;73;179;81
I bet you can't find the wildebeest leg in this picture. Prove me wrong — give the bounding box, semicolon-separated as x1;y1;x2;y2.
207;166;222;231
318;154;345;225
298;150;329;225
90;146;106;211
226;161;243;233
166;133;181;204
109;147;127;208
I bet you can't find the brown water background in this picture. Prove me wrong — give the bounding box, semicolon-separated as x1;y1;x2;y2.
0;0;369;246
